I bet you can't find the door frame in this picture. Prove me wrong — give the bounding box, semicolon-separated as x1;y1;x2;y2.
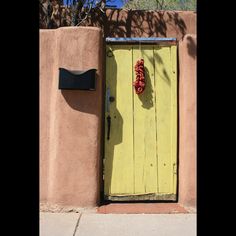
101;37;179;203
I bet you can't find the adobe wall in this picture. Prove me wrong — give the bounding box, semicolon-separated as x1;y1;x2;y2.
40;14;196;211
95;9;196;40
40;27;103;208
40;29;57;203
178;34;196;209
41;8;196;41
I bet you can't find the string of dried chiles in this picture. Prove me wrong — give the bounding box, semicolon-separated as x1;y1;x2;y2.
133;59;145;94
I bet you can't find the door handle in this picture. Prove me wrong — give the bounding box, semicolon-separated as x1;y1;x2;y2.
107;115;111;140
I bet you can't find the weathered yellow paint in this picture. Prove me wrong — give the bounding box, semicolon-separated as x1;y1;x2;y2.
154;45;177;194
104;45;134;195
132;45;158;194
104;44;177;200
170;45;177;194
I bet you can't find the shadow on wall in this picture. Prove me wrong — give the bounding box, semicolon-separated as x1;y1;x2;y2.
54;8;191;40
85;9;187;40
61;73;100;115
186;35;196;59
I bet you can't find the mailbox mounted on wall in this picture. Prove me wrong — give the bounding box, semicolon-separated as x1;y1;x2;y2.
58;68;97;90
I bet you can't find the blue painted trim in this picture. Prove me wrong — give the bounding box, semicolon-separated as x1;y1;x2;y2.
106;37;176;42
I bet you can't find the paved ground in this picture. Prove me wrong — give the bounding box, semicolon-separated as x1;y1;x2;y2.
40;213;196;236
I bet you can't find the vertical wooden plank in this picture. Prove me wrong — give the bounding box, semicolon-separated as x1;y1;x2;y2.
132;45;158;194
154;45;177;194
104;45;134;196
170;45;177;194
104;45;113;196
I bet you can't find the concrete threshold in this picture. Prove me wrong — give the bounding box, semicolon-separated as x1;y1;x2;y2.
97;203;190;214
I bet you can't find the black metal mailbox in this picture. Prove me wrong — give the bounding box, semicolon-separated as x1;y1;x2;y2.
58;68;96;90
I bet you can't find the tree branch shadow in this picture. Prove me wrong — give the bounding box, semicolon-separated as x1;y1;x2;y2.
48;7;191;41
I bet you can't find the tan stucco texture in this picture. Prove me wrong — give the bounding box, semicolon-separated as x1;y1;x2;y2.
40;26;196;211
178;34;196;208
40;27;103;207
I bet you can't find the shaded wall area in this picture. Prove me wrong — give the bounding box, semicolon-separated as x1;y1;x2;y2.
40;27;103;208
40;7;196;41
87;9;196;40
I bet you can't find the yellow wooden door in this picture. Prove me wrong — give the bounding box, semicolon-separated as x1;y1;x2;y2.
104;44;177;201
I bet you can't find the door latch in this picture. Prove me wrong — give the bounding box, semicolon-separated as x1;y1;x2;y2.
107;115;111;140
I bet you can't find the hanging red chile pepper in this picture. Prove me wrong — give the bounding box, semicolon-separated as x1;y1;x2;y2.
133;59;145;94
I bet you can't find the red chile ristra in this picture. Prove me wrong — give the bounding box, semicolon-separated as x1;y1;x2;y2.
133;59;145;94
